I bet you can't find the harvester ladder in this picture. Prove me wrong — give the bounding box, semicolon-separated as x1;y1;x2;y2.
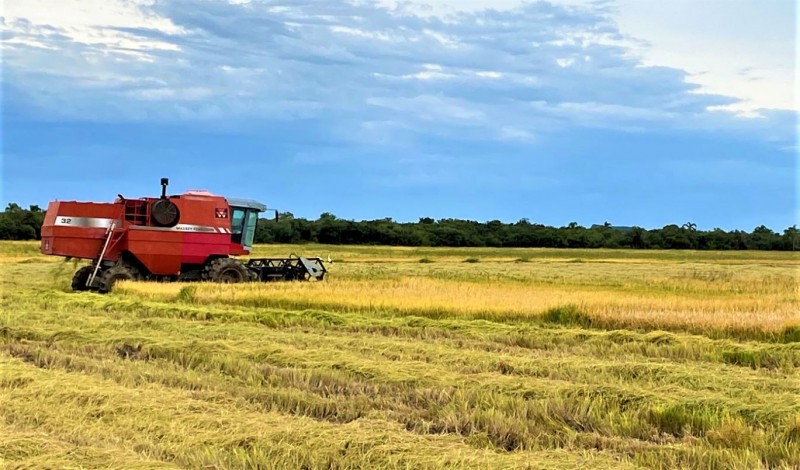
87;220;118;288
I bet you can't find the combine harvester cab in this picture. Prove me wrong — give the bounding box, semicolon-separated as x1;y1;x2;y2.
41;178;326;292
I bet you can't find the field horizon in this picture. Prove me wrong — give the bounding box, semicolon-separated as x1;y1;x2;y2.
1;241;799;468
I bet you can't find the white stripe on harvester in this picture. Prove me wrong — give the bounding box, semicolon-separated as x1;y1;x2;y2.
129;224;220;233
54;217;114;228
54;217;227;234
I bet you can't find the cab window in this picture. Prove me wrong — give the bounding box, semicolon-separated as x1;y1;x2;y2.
230;207;258;248
231;208;245;244
243;211;258;248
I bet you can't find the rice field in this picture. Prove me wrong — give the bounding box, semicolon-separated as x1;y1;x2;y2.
1;241;799;469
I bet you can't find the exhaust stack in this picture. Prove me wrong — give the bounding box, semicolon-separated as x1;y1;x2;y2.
160;178;169;199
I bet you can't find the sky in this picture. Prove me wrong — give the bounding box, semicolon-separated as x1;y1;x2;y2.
1;0;797;231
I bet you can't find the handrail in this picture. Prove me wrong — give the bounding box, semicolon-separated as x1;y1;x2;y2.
86;220;117;288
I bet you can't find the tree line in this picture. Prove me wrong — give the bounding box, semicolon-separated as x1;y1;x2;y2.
256;212;798;251
2;204;797;250
0;204;46;240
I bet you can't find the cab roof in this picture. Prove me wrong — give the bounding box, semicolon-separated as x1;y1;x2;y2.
227;198;267;212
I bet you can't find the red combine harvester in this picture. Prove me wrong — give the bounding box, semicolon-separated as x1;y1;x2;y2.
41;178;326;292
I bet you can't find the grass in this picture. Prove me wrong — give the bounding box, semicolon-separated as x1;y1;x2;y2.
1;241;799;468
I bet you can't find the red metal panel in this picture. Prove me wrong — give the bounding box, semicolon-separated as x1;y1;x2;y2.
41;192;240;276
40;201;123;261
230;243;249;256
125;228;183;275
182;233;231;265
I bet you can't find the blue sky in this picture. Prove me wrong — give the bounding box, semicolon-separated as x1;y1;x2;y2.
2;0;797;230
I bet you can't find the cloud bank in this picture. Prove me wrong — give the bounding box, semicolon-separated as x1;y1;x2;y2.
2;0;796;229
5;1;789;132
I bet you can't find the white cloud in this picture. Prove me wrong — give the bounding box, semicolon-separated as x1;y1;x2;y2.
556;58;575;68
367;95;485;123
422;29;460;47
3;0;184;50
402;70;454;80
612;0;795;114
498;126;535;142
542;101;675;123
1;0;792;149
330;25;394;41
377;0;526;16
475;71;502;79
378;0;796;114
131;86;214;101
400;63;455;80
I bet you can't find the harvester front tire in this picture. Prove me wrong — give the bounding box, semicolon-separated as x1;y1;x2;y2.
204;258;249;284
71;266;95;292
98;264;140;294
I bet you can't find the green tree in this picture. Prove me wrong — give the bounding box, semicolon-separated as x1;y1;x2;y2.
750;225;779;250
660;224;692;249
783;226;799;251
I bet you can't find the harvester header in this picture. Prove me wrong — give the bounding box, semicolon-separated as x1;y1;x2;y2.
41;178;326;292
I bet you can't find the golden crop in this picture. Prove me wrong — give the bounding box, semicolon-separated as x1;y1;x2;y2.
120;256;799;338
1;242;799;469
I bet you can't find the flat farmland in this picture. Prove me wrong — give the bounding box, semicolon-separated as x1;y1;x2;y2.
1;241;798;469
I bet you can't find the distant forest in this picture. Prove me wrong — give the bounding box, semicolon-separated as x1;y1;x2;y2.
5;204;796;251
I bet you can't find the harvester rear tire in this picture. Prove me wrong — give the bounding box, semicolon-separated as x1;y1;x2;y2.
98;264;141;294
204;258;249;284
71;266;95;292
